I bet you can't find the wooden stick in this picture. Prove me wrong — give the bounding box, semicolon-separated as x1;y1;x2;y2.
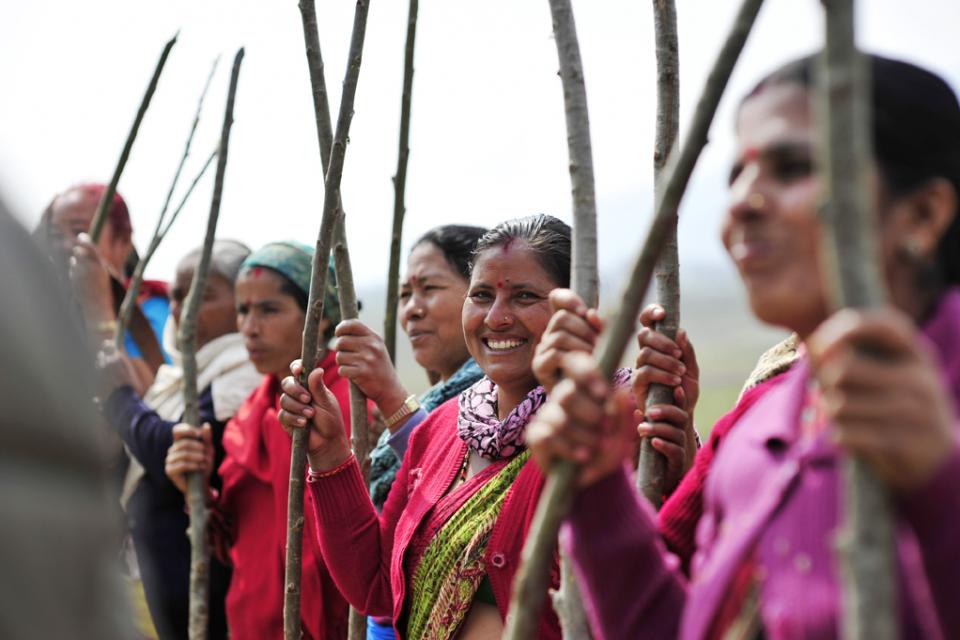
179;48;244;640
296;2;373;637
89;33;177;242
637;0;680;508
333;214;372;640
115;58;219;349
816;3;895;638
536;1;597;637
504;1;763;636
384;0;420;363
285;3;372;638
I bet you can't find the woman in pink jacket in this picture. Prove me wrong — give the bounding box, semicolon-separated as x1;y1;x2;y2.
528;54;960;639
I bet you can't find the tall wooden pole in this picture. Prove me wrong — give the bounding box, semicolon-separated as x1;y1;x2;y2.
179;48;245;640
89;34;177;242
637;0;680;508
296;1;373;637
115;59;219;349
539;1;597;637
384;0;420;363
284;3;372;638
817;2;895;638
504;1;763;636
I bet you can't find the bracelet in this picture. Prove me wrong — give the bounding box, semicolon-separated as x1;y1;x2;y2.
307;454;356;481
96;319;118;334
383;394;420;430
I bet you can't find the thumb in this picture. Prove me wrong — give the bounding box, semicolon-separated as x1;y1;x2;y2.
201;423;213;448
306;367;329;400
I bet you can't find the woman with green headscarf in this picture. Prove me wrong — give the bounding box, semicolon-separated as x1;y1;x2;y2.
165;241;353;639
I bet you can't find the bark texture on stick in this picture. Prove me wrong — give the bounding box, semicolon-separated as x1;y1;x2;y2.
817;2;895;638
115;59;219;348
504;1;763;637
285;3;372;639
333;216;372;640
638;0;680;508
384;0;419;363
89;34;177;242
179;48;244;640
115;149;217;349
548;0;596;637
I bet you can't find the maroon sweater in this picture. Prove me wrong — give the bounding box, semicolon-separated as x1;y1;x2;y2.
308;397;561;638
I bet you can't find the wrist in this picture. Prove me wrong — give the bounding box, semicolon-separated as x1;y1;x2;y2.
376;381;410;419
307;438;352;472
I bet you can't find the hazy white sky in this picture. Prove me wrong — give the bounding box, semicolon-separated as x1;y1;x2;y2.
2;0;958;292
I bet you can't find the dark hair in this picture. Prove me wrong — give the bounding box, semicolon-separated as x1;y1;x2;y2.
743;54;960;284
413;225;488;280
471;214;571;287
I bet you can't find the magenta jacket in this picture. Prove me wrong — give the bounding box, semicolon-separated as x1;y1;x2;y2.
308;397;561;638
565;289;960;639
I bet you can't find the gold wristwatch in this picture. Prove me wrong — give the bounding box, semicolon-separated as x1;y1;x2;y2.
383;394;420;429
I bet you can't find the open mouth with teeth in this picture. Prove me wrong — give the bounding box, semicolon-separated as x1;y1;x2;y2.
483;337;528;351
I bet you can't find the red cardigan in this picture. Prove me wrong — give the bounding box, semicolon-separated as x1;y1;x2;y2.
309;397;561;638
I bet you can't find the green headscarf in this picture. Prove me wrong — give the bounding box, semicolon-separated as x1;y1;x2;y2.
240;241;341;327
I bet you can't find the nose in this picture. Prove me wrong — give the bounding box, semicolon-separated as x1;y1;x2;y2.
401;291;425;326
239;311;258;337
727;162;770;222
484;294;513;330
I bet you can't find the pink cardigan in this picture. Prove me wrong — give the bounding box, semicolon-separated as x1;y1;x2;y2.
308;397;561;638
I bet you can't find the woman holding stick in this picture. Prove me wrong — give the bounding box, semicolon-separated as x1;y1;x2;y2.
279;215;645;639
97;240;259;640
527;54;960;638
348;224;487;640
47;183;171;386
165;241;353;639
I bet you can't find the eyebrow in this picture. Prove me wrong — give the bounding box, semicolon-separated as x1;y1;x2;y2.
406;271;452;285
237;298;285;309
729;140;813;185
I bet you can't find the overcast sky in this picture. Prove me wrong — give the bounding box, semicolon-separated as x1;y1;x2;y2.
2;0;958;292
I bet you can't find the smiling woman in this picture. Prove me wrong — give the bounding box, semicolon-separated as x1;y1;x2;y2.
277;214;582;639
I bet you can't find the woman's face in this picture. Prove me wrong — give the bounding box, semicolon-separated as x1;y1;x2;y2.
462;241;558;397
235;268;306;379
399;242;471;380
169;258;238;351
722;84;832;337
48;190;131;274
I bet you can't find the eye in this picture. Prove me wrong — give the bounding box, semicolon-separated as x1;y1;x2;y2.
773;158;812;182
399;289;412;301
469;290;493;302
516;291;543;303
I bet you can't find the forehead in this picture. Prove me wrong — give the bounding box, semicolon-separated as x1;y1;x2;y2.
735;84;813;154
236;267;289;298
405;242;459;280
471;240;557;287
50;191;96;226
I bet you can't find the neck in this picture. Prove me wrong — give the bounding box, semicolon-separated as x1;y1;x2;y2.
495;381;536;421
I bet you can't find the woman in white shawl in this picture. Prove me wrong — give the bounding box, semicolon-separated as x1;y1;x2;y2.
98;240;262;640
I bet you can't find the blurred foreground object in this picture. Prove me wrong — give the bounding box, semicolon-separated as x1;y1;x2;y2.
0;195;131;639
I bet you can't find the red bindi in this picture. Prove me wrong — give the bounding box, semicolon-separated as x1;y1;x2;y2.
251;266;264;278
496;280;504;289
743;146;760;162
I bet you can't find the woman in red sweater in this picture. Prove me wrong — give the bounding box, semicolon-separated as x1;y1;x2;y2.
280;215;630;639
165;241;352;639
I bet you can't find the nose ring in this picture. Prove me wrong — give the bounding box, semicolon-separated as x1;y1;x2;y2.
747;193;766;209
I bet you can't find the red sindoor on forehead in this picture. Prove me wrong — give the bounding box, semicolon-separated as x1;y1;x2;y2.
251;266;264;278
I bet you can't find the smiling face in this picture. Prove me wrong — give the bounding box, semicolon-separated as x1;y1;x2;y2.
169;257;239;351
235;267;307;379
399;242;471;380
723;84;833;337
462;240;558;408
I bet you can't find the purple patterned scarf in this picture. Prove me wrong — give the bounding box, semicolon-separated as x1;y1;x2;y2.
457;368;633;461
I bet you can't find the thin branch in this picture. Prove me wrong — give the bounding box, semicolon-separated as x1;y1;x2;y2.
384;0;420;362
816;2;895;638
637;0;680;508
285;2;372;639
178;48;245;640
89;33;178;242
115;59;220;349
504;1;763;636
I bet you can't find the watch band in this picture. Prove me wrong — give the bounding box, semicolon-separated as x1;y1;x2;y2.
383;394;420;429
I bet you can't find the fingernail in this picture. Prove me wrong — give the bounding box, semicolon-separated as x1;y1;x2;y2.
677;364;686;375
304;408;315;417
647;408;662;419
297;417;306;426
671;375;682;385
673;349;682;358
301;394;310;403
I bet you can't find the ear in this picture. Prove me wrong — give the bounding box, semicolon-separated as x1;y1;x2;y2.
895;177;958;257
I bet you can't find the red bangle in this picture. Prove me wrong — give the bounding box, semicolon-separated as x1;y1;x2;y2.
307;454;356;481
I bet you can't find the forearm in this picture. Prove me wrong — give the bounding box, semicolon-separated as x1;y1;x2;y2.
308;457;394;616
562;466;686;639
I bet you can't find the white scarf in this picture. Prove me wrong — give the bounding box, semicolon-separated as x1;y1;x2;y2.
121;320;261;506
